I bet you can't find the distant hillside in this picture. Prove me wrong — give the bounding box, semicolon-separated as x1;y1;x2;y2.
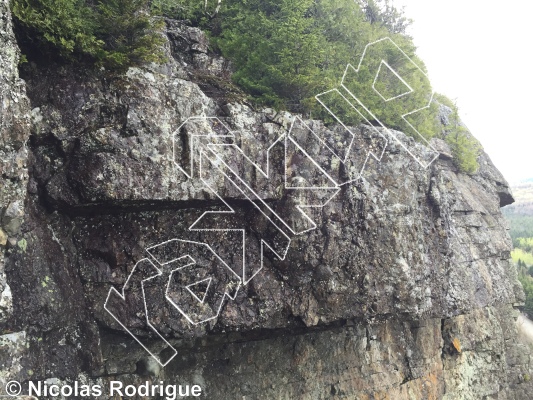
503;181;533;215
502;181;533;242
512;181;533;202
503;181;533;318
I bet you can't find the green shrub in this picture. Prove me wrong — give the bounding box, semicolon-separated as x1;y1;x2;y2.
150;0;207;23
11;0;166;70
211;0;440;141
12;0;478;158
11;0;103;59
519;274;533;319
214;0;326;112
442;100;481;174
95;0;166;69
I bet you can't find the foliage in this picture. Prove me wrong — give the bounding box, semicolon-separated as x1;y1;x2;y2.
517;237;533;254
150;0;207;24
12;0;441;142
443;100;481;174
11;0;104;58
213;0;327;112
518;259;533;318
357;0;412;34
12;0;478;155
519;274;533;319
433;92;455;109
503;213;533;241
11;0;166;69
506;199;533;318
211;0;440;141
513;249;533;267
95;0;166;69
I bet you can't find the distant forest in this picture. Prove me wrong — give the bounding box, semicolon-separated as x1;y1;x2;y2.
503;182;533;318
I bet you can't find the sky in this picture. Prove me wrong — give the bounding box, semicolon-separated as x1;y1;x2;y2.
394;0;533;184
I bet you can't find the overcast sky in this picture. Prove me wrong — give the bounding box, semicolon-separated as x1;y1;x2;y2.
394;0;532;183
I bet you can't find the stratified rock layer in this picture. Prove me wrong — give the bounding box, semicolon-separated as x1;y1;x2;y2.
0;17;531;399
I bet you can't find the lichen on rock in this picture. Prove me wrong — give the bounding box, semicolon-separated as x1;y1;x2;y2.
0;9;531;399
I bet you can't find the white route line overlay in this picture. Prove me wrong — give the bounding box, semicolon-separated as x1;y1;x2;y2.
190;149;292;285
316;36;440;169
372;60;414;102
152;240;242;326
104;258;178;367
315;88;388;170
105;36;442;367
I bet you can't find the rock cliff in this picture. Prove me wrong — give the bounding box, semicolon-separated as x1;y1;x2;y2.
1;9;532;399
0;0;31;388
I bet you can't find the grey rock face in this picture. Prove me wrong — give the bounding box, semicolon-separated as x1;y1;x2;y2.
0;0;31;389
0;15;531;399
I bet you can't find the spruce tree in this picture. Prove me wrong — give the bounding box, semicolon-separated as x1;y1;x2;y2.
12;0;165;69
444;101;481;174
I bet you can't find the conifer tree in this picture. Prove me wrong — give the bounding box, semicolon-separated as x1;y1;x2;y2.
12;0;165;69
95;0;165;69
12;0;103;59
444;101;481;174
217;0;326;111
